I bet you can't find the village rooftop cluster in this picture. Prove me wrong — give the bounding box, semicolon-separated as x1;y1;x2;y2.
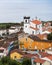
0;16;52;65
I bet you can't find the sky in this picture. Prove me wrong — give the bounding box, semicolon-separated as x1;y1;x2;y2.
0;0;52;23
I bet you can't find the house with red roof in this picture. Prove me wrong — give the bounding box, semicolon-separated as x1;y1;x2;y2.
23;16;42;35
33;58;51;65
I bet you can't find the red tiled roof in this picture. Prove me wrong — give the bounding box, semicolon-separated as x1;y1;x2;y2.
46;55;52;60
39;52;52;57
32;20;42;25
30;26;39;30
34;58;46;63
37;34;47;40
44;22;50;27
10;49;23;54
48;29;52;33
10;49;39;58
23;54;39;58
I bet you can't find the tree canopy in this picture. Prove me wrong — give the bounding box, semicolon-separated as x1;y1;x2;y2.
22;58;31;65
0;56;21;65
0;56;31;65
47;33;52;40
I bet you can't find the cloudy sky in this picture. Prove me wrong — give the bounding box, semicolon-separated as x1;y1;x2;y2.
0;0;52;23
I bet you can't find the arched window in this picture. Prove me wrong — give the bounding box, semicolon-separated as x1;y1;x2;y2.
25;20;27;23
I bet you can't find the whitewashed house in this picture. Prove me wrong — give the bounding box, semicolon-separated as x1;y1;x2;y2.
23;16;42;35
9;26;21;34
0;30;6;36
0;47;8;58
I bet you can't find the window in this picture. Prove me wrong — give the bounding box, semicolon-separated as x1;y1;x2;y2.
39;25;40;28
40;63;42;65
39;50;41;52
42;50;45;52
34;49;37;51
25;26;27;27
22;45;24;49
26;38;27;41
0;50;4;53
32;31;34;34
34;62;36;65
14;56;17;59
36;25;37;28
25;20;27;23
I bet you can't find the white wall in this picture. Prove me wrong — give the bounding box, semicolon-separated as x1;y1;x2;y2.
30;22;36;28
46;50;52;54
24;24;31;34
43;61;50;65
9;28;19;34
39;24;42;34
0;30;6;36
30;28;36;35
36;63;40;65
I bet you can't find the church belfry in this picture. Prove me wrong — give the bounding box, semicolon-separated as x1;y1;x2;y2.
23;16;30;33
24;16;30;24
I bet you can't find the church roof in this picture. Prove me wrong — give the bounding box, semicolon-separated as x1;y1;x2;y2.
32;20;42;25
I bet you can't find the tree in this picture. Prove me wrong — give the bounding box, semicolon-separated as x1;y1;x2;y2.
1;56;10;64
8;60;18;65
47;33;52;40
1;56;21;65
20;22;24;26
5;24;11;35
22;58;31;65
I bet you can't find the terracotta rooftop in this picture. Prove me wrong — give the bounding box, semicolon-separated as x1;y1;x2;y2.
23;53;39;58
29;35;52;43
39;52;52;57
46;55;52;60
10;49;25;55
34;58;46;63
47;29;52;33
2;38;17;48
32;20;42;25
10;49;39;58
28;35;41;41
37;34;47;40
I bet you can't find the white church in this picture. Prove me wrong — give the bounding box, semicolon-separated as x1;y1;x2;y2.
23;16;42;35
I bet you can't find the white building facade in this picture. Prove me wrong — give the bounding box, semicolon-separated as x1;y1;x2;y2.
23;16;42;35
